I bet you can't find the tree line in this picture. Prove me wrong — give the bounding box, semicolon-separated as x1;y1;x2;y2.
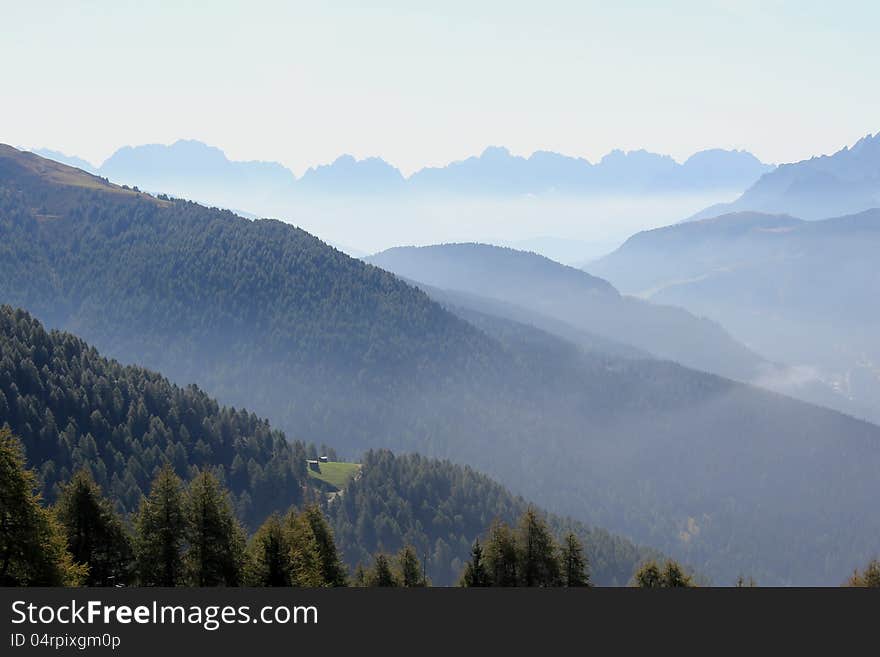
0;306;664;586
1;428;342;587
0;305;309;528
6;428;879;587
327;450;661;586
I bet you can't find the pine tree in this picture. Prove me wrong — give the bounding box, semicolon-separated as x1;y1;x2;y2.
516;507;561;587
134;464;186;586
301;505;347;586
459;539;490;587
352;563;368;587
245;512;291;586
286;509;325;587
560;532;591;587
659;560;694;587
396;545;426;587
484;519;518;586
845;559;880;587
183;470;246;586
633;560;695;588
0;428;84;586
367;553;397;587
55;469;133;586
633;561;662;587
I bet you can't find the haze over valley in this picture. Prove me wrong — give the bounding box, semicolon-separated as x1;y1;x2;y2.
2;140;880;585
4;2;880;592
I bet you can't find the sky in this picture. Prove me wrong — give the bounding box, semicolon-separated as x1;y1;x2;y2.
2;1;878;176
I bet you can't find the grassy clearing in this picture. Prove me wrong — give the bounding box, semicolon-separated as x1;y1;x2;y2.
307;461;361;491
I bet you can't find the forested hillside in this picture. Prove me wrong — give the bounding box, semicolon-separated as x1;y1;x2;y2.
328;450;660;586
4;146;880;584
0;305;308;526
0;305;655;585
367;243;766;382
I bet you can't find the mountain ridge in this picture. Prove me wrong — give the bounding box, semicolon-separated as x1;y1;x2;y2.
590;208;880;421
5;146;880;584
687;132;880;221
367;241;768;383
29;139;773;200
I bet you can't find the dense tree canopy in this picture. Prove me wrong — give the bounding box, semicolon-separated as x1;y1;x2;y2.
327;450;658;586
0;305;308;527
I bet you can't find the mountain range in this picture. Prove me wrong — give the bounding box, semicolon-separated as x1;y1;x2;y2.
4;145;880;584
367;243;767;383
688;132;880;221
32;140;772;203
590;208;880;421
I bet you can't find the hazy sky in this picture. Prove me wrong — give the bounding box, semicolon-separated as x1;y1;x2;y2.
2;1;878;175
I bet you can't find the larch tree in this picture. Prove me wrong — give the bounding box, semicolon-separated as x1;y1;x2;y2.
134;464;186;586
184;470;246;586
632;560;695;588
367;553;397;587
245;512;292;586
286;509;325;587
55;468;133;586
846;559;880;587
560;532;591;587
396;545;426;587
0;428;84;586
301;504;347;586
516;507;561;587
484;519;519;586
459;539;490;587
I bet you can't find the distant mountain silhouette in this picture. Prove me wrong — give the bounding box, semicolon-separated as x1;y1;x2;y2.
688;133;880;221
31;148;97;174
297;154;405;196
97;139;295;209
409;146;771;196
31;140;771;205
367;242;768;383
592;208;880;421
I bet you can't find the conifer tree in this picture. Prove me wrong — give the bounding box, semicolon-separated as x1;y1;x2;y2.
301;505;347;586
245;512;291;586
560;532;591;587
484;519;518;586
286;510;325;587
396;545;426;587
516;507;561;587
632;559;695;588
55;469;133;586
352;563;368;587
367;553;397;587
0;428;84;586
459;539;490;587
134;464;186;586
658;560;693;587
845;559;880;587
184;470;246;586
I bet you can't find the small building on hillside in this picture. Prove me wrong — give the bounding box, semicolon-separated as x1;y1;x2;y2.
319;455;329;463
306;459;321;472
